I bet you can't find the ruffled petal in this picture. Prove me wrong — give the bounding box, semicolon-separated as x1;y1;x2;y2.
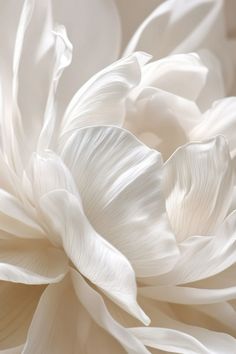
61;126;179;277
58;52;150;147
164;136;235;241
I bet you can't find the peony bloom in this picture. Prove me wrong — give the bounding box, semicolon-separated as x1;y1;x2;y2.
1;0;236;354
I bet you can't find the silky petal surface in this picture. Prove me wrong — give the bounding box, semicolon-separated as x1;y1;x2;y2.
61;126;179;277
164;136;235;241
190;97;236;156
59;53;150;147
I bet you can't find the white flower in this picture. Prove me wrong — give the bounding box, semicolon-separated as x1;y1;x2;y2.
0;1;177;353
1;0;236;353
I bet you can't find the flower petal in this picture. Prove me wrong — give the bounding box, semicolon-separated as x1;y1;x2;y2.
61;126;179;277
124;0;234;92
124;0;222;55
6;0;54;170
155;210;236;285
23;271;150;354
58;52;150;147
164;136;235;241
0;281;44;351
37;25;72;152
126;88;201;160
39;189;149;324
190;97;236;156
136;53;208;101
130;325;236;354
71;269;150;354
0;189;44;239
0;238;68;284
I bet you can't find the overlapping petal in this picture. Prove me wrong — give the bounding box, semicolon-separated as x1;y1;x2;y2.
58;52;150;147
61;126;179;277
29;149;149;324
23;270;149;354
190;97;236;155
164;136;235;241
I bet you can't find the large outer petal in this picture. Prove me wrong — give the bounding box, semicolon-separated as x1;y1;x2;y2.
164;136;235;241
61;126;179;277
23;271;150;354
31;150;148;324
0;281;44;351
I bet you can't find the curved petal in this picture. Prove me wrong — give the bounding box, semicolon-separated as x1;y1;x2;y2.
155;210;236;285
37;25;72;152
164;136;235;241
126;88;201;160
52;0;121;110
124;0;234;92
0;281;44;351
61;126;179;277
23;271;150;354
136;53;208;101
0;238;68;284
29;150;78;199
196;49;225;110
124;0;222;57
131;299;236;353
71;269;150;354
8;0;54;169
130;325;236;354
58;52;150;147
190;97;236;156
194;302;236;333
115;0;160;50
0;189;45;239
140;284;236;305
39;189;149;324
